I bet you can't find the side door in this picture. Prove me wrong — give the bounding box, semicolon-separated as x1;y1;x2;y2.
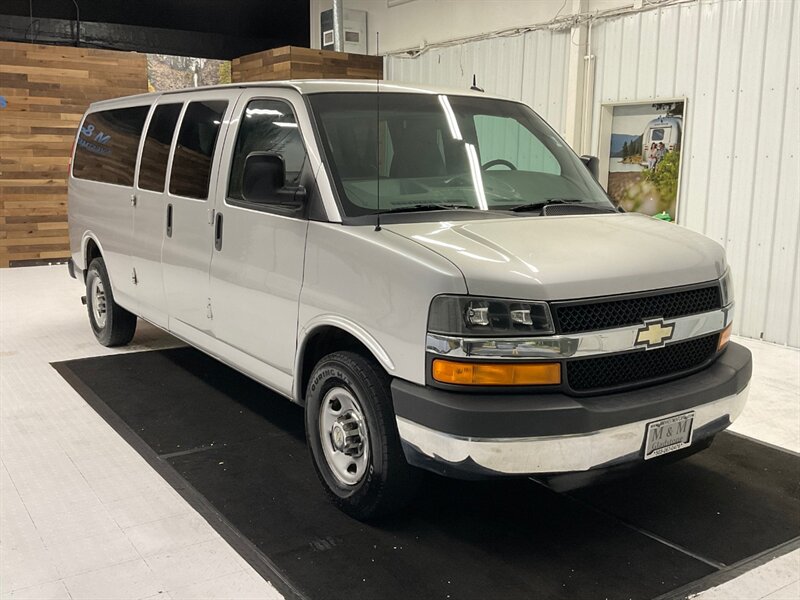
70;104;150;310
162;91;239;340
208;90;316;395
132;101;183;328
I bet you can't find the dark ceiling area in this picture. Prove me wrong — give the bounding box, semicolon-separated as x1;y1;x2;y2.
0;0;311;59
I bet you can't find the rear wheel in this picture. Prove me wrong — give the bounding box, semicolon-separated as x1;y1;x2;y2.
86;257;137;347
305;351;420;520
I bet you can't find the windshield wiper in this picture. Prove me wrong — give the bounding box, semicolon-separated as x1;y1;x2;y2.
507;198;585;212
378;203;477;215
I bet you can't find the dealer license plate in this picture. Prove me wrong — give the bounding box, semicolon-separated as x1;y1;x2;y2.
644;412;694;460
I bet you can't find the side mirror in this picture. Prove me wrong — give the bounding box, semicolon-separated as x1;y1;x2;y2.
243;152;285;203
580;155;600;180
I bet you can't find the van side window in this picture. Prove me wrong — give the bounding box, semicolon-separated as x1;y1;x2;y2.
227;99;307;201
73;106;149;186
138;103;182;192
169;100;227;200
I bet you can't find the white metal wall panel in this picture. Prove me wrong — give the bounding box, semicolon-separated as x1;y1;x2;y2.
519;29;571;136
763;0;799;347
590;0;799;347
385;29;572;136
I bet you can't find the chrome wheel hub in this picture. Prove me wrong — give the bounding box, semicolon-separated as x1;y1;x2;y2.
319;387;369;486
90;277;107;328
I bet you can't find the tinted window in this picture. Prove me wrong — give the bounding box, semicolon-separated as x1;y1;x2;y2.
228;99;308;201
474;114;560;175
138;103;182;192
651;128;665;141
73;106;149;186
169;100;227;199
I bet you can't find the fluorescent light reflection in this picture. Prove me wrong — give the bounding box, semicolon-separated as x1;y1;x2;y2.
465;143;488;210
245;108;284;117
438;95;462;141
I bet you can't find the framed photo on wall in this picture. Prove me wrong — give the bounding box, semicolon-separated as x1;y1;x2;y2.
597;99;686;222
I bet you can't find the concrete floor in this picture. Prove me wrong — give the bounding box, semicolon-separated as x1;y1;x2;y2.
1;265;798;599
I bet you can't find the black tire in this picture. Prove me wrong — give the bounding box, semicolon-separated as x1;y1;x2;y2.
305;351;420;520
85;257;137;347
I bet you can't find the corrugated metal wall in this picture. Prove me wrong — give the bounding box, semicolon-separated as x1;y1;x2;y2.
589;0;799;347
387;0;800;347
386;29;572;136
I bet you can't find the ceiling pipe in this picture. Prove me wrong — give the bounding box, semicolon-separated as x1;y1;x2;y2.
332;0;344;52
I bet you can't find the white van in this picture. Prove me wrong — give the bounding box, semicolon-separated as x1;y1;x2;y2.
68;81;751;519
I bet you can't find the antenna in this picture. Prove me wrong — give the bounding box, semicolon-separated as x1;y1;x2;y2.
375;31;382;231
470;74;484;93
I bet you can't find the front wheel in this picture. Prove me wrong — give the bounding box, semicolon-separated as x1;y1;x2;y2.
305;351;420;520
86;257;137;347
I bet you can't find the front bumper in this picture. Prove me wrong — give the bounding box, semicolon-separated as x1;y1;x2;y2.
392;342;752;478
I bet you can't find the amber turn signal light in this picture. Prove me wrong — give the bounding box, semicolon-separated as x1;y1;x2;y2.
432;359;561;386
718;323;733;350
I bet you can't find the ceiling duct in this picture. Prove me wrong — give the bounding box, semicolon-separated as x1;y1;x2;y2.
332;0;344;52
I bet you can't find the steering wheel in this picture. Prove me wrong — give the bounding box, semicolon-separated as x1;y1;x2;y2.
481;158;517;171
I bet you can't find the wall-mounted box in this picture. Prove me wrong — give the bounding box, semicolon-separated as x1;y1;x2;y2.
320;8;368;55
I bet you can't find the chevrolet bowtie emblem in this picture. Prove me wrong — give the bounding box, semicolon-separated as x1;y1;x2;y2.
635;319;675;349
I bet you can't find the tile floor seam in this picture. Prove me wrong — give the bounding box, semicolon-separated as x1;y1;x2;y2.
758;577;800;600
42;454;161;579
1;579;74;600
142;544;249;593
1;458;50;549
139;533;226;559
60;556;170;600
104;500;189;531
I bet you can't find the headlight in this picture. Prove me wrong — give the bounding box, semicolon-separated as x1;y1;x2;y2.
428;295;555;336
720;270;734;307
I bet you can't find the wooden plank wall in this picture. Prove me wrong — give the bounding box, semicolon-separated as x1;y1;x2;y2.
232;46;382;83
0;41;148;268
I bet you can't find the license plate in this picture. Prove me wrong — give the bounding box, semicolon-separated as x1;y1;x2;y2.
644;412;694;460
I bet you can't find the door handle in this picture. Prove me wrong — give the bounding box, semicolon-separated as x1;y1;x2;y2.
166;204;173;237
214;212;223;251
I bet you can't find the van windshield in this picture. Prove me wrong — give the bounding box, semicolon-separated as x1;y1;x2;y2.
308;92;614;218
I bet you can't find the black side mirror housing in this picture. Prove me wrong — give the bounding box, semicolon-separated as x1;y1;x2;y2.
580;155;600;180
242;152;286;203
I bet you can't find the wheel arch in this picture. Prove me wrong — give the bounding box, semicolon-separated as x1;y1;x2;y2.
294;317;395;405
82;232;104;272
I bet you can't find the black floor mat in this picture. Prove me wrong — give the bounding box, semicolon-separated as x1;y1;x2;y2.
54;347;800;600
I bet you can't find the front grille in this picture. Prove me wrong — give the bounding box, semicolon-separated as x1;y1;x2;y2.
566;333;719;393
554;284;722;334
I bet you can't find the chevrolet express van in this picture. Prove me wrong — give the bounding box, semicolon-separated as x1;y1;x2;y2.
68;81;751;519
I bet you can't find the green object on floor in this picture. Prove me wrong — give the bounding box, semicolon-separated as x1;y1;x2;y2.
653;211;672;222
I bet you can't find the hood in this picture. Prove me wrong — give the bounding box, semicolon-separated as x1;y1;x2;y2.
383;213;726;301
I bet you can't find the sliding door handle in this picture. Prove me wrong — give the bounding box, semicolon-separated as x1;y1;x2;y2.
166;204;173;237
214;212;223;251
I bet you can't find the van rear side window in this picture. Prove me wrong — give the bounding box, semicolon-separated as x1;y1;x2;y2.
73;106;149;186
169;100;227;200
139;103;182;192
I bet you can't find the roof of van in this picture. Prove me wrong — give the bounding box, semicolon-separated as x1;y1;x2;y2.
87;79;510;110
